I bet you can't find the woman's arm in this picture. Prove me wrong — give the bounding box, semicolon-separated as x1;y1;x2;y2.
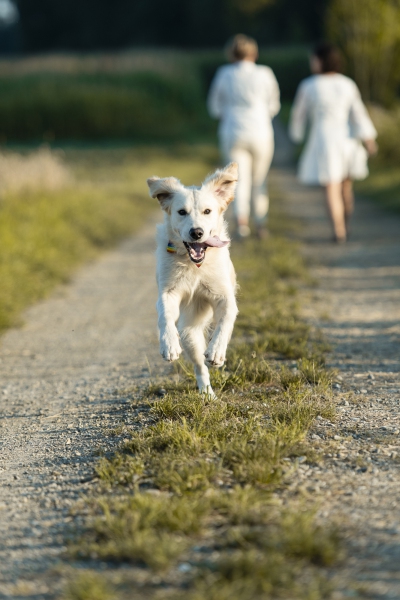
207;68;226;120
288;81;309;143
349;84;378;154
267;69;281;118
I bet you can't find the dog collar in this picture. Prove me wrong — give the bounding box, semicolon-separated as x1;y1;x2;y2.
166;241;177;254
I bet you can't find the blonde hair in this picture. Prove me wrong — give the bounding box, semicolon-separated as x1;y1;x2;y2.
226;34;258;62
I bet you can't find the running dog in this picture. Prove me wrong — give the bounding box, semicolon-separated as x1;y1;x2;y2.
147;162;239;397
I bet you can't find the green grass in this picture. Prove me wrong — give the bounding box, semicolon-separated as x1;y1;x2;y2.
352;102;400;212
64;573;114;600
0;71;212;143
0;143;219;331
0;47;309;142
355;164;400;212
64;186;339;600
278;101;292;127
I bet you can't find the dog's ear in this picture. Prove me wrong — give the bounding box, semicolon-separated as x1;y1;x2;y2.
146;176;182;212
203;162;238;209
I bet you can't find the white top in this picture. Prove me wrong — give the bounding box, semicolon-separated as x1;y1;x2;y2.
207;61;280;145
289;73;377;185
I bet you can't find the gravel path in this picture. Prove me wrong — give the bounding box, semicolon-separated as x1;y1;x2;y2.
0;136;399;599
0;218;165;599
273;131;400;599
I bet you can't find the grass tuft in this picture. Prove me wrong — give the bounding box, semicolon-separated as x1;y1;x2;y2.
64;572;114;600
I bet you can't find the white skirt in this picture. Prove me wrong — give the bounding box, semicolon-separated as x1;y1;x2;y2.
298;135;369;185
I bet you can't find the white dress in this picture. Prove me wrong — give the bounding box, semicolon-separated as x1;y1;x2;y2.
289;73;377;185
207;61;280;150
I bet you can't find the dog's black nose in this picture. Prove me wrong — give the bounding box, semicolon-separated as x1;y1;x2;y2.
189;228;204;240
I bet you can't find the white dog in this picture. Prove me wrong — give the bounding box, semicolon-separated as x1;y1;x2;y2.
147;162;239;397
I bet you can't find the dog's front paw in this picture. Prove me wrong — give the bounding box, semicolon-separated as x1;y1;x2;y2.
199;384;216;399
204;342;226;368
160;331;182;362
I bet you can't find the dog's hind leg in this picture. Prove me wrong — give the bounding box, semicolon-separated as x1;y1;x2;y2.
178;300;215;397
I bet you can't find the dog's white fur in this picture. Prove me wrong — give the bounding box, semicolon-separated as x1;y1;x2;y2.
147;162;239;397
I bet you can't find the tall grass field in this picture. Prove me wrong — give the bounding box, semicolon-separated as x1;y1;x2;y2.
0;47;309;142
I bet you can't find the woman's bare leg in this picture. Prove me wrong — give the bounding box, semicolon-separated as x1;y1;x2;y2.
325;182;346;241
342;178;354;230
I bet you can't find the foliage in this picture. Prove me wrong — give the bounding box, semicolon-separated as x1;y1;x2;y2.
0;48;309;142
233;0;276;15
0;70;210;142
66;185;340;599
328;0;400;105
17;0;328;51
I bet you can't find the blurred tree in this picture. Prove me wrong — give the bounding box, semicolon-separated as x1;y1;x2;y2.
15;0;328;51
232;0;276;16
328;0;400;105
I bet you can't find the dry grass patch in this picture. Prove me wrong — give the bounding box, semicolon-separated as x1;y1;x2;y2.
0;147;71;193
0;143;218;331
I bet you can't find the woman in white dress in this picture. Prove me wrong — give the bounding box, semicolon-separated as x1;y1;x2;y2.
207;35;280;238
289;42;377;242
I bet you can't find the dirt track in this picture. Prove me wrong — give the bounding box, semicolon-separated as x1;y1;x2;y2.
0;134;400;599
0;218;165;599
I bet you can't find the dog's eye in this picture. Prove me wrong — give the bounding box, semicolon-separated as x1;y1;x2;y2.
178;209;187;216
204;209;212;215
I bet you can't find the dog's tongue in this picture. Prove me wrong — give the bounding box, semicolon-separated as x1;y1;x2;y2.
204;236;229;248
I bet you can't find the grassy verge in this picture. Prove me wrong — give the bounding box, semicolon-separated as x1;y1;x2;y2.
63;191;339;600
352;101;400;213
355;165;400;213
0;71;212;143
0;143;218;331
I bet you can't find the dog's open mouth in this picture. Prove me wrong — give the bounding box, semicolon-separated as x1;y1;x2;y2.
183;236;229;267
183;242;207;265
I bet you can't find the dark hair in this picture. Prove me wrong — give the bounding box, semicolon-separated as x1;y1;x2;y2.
313;42;342;73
